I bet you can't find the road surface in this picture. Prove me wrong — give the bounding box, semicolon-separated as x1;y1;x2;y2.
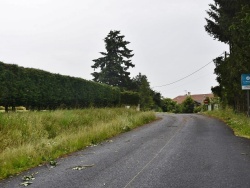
1;114;250;188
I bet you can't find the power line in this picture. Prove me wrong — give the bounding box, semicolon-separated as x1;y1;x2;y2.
153;52;225;88
165;72;213;92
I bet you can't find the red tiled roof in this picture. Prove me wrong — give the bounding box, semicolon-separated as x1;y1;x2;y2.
172;93;214;104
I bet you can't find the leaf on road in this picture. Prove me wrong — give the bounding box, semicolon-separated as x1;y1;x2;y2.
22;175;35;181
72;164;95;170
20;181;33;186
241;153;248;155
49;160;58;168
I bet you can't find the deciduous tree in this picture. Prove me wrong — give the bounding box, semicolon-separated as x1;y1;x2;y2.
182;96;195;113
132;73;154;110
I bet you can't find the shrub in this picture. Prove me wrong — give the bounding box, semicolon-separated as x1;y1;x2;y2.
0;61;120;110
194;106;202;113
181;96;195;113
120;91;139;106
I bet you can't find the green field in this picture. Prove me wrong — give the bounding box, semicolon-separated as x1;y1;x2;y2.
0;108;156;180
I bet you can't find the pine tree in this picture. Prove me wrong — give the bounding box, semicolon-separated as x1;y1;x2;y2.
91;30;134;90
205;0;250;112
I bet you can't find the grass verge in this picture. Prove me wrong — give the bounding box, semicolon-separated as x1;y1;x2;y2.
204;108;250;139
0;108;156;180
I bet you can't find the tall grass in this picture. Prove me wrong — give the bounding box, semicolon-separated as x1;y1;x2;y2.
204;108;250;139
0;108;156;180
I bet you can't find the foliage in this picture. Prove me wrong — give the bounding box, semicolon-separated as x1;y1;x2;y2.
205;1;250;112
194;106;202;113
90;30;165;110
205;0;245;44
181;96;195;113
120;91;140;106
0;108;156;180
161;98;177;112
174;104;182;113
90;30;162;110
91;30;135;90
0;62;120;111
151;91;163;111
131;73;154;110
204;107;250;139
210;96;220;104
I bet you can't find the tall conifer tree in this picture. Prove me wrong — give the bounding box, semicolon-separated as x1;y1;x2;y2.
91;30;134;90
205;0;250;111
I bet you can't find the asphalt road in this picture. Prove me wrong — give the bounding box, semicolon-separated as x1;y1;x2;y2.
1;114;250;188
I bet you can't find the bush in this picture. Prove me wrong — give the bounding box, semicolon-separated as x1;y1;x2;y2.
204;107;250;139
181;96;195;113
120;91;139;106
194;106;202;113
0;61;120;110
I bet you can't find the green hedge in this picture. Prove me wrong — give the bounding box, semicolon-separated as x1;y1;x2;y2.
0;62;120;110
120;91;139;106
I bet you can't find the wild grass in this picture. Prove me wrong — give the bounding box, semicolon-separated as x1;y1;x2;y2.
204;108;250;139
0;108;156;180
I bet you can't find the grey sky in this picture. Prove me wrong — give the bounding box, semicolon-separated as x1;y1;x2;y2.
0;0;228;98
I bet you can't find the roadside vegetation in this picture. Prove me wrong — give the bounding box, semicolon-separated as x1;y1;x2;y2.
161;96;205;114
205;0;250;113
0;108;156;180
202;1;250;140
204;108;250;139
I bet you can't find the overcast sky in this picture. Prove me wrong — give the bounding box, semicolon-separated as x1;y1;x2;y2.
0;0;228;98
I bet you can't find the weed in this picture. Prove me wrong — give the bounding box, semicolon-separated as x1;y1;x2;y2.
0;108;156;179
204;108;250;139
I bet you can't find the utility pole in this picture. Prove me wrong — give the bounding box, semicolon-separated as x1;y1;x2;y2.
248;90;250;117
241;74;250;116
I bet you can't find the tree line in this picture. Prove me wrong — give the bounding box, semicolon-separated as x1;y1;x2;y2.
205;0;250;112
90;30;217;113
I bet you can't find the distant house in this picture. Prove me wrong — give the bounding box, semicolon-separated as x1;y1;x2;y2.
172;93;214;105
